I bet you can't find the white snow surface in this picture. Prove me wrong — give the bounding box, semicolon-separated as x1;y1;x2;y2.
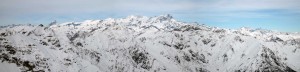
0;14;300;72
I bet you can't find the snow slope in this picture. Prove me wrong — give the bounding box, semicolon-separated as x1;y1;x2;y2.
0;14;299;72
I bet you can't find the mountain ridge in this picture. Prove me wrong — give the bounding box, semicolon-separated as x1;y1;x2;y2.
0;15;299;72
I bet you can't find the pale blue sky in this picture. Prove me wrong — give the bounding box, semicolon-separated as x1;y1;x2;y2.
1;0;300;32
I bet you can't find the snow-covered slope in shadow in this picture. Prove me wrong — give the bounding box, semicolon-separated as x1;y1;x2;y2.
0;14;299;72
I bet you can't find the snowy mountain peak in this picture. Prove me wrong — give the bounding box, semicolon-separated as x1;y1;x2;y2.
0;15;300;72
157;14;173;19
154;14;173;21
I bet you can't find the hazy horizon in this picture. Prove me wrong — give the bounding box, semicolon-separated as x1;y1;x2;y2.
1;0;300;32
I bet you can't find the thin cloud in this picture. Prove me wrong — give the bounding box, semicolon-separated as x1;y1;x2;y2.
1;0;300;32
1;0;299;16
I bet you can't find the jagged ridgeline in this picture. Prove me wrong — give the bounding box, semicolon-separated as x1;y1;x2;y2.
0;15;299;72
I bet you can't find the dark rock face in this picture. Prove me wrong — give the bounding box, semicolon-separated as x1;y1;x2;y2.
181;25;201;31
269;36;284;42
76;42;83;47
0;15;299;72
69;33;79;41
255;46;296;72
202;38;212;45
0;44;50;72
38;24;44;27
174;43;185;50
129;47;152;70
234;36;244;43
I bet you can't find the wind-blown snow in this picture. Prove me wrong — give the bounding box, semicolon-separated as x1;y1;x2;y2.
0;14;299;72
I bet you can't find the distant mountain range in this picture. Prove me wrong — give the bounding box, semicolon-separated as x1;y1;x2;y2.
0;14;299;72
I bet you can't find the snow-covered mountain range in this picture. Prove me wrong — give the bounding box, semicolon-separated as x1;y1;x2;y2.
0;14;299;72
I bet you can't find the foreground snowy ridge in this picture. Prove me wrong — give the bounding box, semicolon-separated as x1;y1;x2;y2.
0;14;299;72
